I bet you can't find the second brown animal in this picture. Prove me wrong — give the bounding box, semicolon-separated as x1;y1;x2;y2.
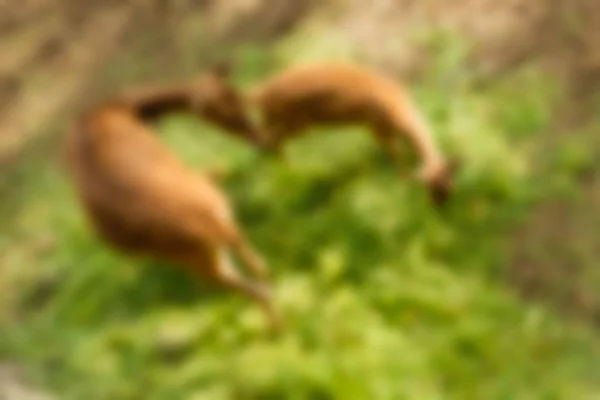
202;61;457;206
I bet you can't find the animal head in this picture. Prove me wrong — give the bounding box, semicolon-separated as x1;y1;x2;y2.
189;62;267;147
418;159;459;207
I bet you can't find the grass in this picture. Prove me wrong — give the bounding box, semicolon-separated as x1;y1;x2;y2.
1;33;600;399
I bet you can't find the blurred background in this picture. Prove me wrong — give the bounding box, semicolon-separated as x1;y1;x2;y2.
1;0;600;398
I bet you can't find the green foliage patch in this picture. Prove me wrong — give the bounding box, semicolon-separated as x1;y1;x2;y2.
1;35;599;400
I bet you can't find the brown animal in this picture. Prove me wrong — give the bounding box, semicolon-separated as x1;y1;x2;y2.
63;70;281;332
118;65;265;147
206;62;457;205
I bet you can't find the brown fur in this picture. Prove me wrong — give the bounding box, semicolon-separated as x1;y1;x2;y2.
112;65;265;145
63;78;281;332
214;62;457;205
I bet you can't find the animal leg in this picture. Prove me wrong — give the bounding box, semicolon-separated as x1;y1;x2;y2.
374;129;410;177
207;207;270;282
229;231;270;282
257;132;286;161
209;250;282;332
258;117;288;161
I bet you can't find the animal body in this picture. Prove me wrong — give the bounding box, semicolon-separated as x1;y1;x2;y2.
118;65;264;146
205;62;457;205
63;69;281;331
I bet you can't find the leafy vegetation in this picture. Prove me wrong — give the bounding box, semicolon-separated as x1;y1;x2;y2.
1;31;600;399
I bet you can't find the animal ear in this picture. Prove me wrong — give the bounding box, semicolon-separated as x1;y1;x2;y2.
211;60;233;78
